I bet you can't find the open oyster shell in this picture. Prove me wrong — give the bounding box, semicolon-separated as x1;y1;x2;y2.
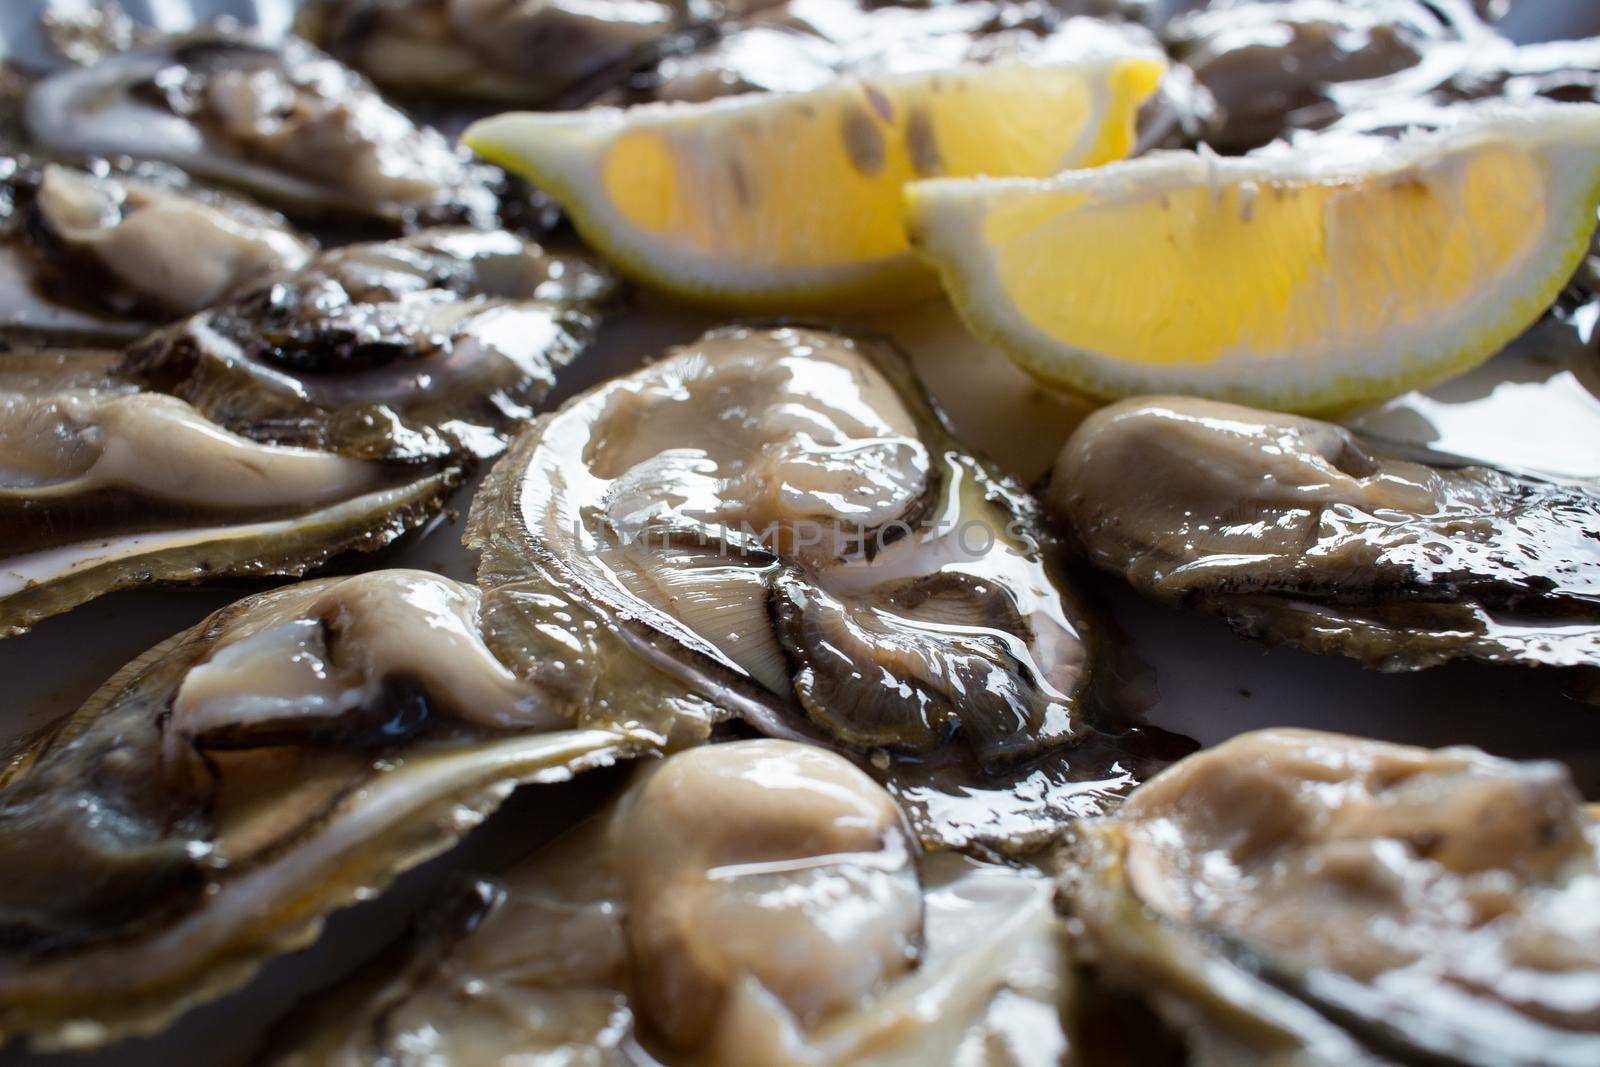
123;227;610;463
0;156;314;344
1060;728;1600;1066
263;740;1073;1066
1;228;606;634
1164;0;1500;151
0;349;461;637
294;0;724;108
0;569;662;1051
1049;396;1600;681
605;0;1165;105
469;325;1178;855
295;0;1162;110
22;28;505;228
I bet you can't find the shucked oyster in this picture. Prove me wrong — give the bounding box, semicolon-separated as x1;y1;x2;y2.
0;350;457;637
0;156;314;344
0;569;658;1051
23;28;503;227
607;0;1170;108
1164;0;1498;152
295;0;1160;109
2;229;603;634
1052;394;1600;671
124;227;610;464
294;0;729;108
1048;397;1600;680
265;740;1073;1066
470;325;1177;854
1061;728;1600;1066
1320;34;1600;140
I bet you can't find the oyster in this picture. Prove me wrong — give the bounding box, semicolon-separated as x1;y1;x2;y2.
1165;0;1497;151
294;0;723;108
123;227;610;463
23;28;503;227
0;569;660;1051
1;228;606;633
616;0;1168;106
0;349;460;637
469;325;1178;854
587;0;1204;145
264;740;1073;1066
1048;396;1600;679
1;156;314;343
1061;728;1600;1066
293;0;1160;108
1322;35;1600;139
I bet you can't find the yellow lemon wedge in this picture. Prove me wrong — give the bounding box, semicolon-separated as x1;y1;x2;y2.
907;106;1600;412
464;56;1164;312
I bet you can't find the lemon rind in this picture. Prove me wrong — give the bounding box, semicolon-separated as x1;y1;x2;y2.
465;56;1162;313
907;106;1600;413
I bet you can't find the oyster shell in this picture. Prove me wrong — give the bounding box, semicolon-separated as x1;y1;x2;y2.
122;227;611;463
0;156;314;344
612;0;1166;106
469;325;1178;854
263;740;1073;1066
1060;728;1600;1066
1048;396;1600;679
0;569;659;1051
1165;0;1498;151
1;228;606;633
294;0;1160;109
0;349;458;637
23;28;504;227
294;0;722;108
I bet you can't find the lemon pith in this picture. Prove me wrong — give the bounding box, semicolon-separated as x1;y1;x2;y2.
907;107;1600;412
465;56;1164;311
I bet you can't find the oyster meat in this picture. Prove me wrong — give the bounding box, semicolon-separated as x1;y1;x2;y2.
294;0;1160;109
0;569;659;1051
614;0;1167;106
469;325;1178;854
0;349;459;637
1061;728;1600;1066
1;156;314;343
1164;0;1498;151
295;0;723;108
23;28;505;228
124;227;610;463
264;740;1073;1066
1;228;606;634
1049;396;1600;678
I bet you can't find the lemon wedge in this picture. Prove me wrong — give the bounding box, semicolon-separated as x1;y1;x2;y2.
907;107;1600;412
464;57;1164;311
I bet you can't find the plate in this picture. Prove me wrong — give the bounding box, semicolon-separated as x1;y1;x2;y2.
2;3;1599;1065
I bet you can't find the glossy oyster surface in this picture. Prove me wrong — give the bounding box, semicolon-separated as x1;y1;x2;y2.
614;0;1164;106
0;569;652;1051
469;325;1175;854
0;157;314;343
1050;396;1600;678
23;29;503;227
265;740;1072;1067
0;350;458;637
123;227;611;463
294;0;1159;109
1165;0;1497;151
295;0;718;108
1062;729;1600;1066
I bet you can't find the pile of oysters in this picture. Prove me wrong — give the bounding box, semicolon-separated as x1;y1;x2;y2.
1;1;1598;1065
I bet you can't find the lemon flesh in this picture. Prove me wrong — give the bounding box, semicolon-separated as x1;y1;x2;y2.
465;57;1164;311
908;106;1600;412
